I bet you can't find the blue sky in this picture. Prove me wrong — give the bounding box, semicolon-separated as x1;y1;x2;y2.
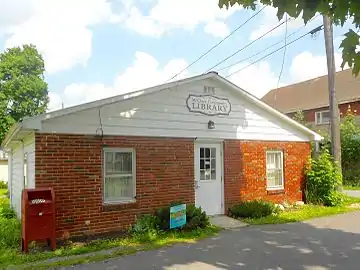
0;0;355;111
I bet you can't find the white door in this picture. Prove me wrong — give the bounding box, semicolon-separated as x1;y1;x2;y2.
194;143;223;215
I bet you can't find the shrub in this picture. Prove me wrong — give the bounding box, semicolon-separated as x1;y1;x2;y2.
0;218;21;249
129;215;159;243
305;150;343;206
0;181;7;190
228;200;277;219
0;199;20;249
155;202;209;231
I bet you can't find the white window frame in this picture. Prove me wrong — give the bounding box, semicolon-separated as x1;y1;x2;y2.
102;148;136;204
315;110;330;125
266;150;284;190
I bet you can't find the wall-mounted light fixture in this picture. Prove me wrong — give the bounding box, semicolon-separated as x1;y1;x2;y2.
208;120;215;130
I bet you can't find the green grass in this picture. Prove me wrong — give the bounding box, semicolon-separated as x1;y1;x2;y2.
343;185;360;190
1;226;220;269
243;196;360;225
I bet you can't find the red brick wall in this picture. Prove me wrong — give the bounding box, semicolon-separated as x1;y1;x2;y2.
287;100;360;122
35;134;195;238
223;140;311;211
35;133;310;238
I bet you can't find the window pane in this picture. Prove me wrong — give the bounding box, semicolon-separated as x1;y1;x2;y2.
200;170;205;180
266;153;275;169
211;169;216;180
200;159;204;169
105;152;114;173
316;112;321;123
205;170;211;180
275;153;282;169
200;148;204;158
205;148;210;158
114;152;132;174
266;172;276;187
211;148;216;158
275;170;282;186
321;111;330;123
104;176;133;200
211;159;216;169
205;159;210;169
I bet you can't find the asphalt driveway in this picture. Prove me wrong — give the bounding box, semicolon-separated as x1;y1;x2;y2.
64;211;360;270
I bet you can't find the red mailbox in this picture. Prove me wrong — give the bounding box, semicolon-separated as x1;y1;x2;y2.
21;188;56;253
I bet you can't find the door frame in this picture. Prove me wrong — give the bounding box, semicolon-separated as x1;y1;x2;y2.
194;139;225;215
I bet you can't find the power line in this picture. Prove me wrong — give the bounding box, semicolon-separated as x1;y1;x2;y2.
226;25;324;78
204;17;292;73
164;6;266;83
276;14;288;89
215;14;321;73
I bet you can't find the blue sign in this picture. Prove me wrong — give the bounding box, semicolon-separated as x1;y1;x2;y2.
170;204;186;229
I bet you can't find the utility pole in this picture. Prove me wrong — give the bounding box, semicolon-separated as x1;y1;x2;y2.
323;15;342;171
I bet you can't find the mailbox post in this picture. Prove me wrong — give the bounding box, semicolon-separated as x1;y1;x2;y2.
21;188;56;253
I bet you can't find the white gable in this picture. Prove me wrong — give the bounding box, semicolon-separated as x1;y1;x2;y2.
34;77;313;142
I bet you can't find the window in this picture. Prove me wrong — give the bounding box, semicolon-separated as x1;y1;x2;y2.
103;148;136;203
199;147;216;181
315;110;330;125
266;151;284;190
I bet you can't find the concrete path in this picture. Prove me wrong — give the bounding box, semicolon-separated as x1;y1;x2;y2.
209;215;248;229
61;211;360;270
344;190;360;198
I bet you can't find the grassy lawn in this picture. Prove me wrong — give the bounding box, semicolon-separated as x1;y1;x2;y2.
0;223;220;269
343;185;360;190
243;196;360;225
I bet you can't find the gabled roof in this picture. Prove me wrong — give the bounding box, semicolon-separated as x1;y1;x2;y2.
261;69;360;113
2;72;322;148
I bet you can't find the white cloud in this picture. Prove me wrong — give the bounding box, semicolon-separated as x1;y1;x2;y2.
204;21;230;38
119;0;240;37
289;51;347;82
2;0;119;74
227;61;283;98
250;7;322;41
48;52;188;111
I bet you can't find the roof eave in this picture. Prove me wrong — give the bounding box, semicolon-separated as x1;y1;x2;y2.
214;75;323;142
1;122;23;150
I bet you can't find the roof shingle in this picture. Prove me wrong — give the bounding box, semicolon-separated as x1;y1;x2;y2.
261;69;360;113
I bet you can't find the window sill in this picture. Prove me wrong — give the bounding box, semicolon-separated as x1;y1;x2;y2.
267;189;285;195
102;200;138;212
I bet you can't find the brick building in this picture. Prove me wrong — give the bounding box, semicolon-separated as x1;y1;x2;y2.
261;69;360;132
2;72;321;238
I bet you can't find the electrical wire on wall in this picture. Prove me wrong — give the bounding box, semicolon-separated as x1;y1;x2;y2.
96;107;104;139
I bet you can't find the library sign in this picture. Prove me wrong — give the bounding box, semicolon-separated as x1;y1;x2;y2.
186;95;231;116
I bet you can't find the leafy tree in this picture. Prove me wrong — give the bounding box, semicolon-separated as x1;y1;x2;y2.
292;109;306;125
0;44;48;143
219;0;360;76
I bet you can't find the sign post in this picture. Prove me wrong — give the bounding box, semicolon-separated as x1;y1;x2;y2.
170;204;186;229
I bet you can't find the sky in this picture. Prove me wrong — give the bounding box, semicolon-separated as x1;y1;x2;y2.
0;0;355;112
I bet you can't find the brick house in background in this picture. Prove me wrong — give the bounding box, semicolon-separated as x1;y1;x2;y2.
2;72;321;238
261;69;360;132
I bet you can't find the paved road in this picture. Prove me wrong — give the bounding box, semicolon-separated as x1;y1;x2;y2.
65;211;360;270
344;190;360;198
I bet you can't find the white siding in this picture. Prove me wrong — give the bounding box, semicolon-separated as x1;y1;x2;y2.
9;134;35;217
40;78;309;142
